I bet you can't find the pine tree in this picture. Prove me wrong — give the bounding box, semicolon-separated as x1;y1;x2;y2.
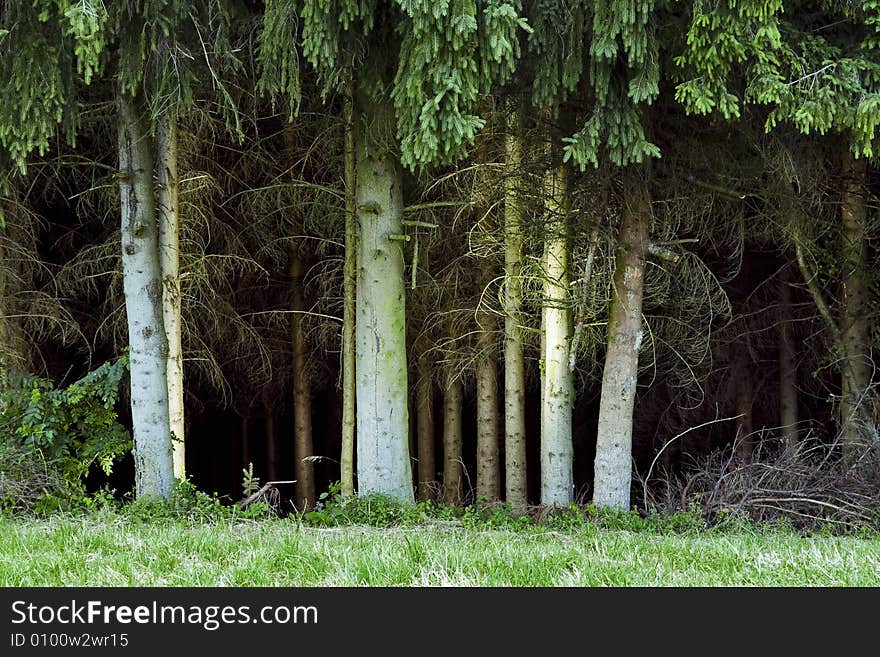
260;0;527;502
676;0;880;459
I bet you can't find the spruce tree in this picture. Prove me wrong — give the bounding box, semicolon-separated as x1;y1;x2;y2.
260;0;526;502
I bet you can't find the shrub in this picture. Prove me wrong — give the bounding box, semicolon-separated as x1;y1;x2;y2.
0;356;131;506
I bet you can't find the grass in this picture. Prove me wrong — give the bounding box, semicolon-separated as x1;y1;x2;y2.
1;514;879;586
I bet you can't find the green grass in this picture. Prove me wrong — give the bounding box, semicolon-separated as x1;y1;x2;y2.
1;515;879;586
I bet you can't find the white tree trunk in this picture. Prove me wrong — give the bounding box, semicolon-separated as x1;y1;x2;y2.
540;163;573;506
503;96;527;512
117;88;174;499
353;95;413;503
156;113;185;481
593;174;649;511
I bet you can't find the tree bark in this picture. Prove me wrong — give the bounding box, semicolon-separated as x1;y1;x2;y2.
475;263;500;500
503;95;527;512
839;152;871;459
474;127;500;502
593;170;649;511
441;373;464;505
117;87;174;499
284;126;316;512
540;162;574;506
779;263;798;452
156;112;185;481
416;349;436;501
340;81;357;497
290;243;315;511
353;90;413;502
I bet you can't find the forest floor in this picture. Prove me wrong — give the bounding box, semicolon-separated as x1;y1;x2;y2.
1;515;879;586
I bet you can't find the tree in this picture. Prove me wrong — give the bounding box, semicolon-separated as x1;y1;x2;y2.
676;0;880;460
260;0;526;502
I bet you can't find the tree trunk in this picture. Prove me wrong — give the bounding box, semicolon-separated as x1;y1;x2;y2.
340;81;357;497
284;126;316;512
540;162;574;506
734;352;754;462
156;112;185;481
416;349;436;501
353;91;413;502
117;88;174;499
592;170;649;511
474;123;500;502
840;152;871;459
475;261;500;500
779;263;798;452
442;373;463;505
0;234;8;387
503;96;527;512
290;243;315;511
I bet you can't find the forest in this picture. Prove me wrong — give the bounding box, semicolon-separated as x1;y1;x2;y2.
1;0;879;532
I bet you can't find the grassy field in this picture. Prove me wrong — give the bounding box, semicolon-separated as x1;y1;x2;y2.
1;515;879;586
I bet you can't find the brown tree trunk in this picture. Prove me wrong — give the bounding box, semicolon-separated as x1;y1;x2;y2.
840;152;871;460
284;126;316;511
442;373;464;505
592;170;649;511
476;258;500;501
734;352;754;462
416;350;436;501
340;79;357;496
290;243;315;511
503;95;527;512
779;263;798;452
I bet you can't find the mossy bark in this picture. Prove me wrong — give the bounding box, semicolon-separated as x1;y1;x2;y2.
353;91;413;502
503;96;527;512
341;83;357;497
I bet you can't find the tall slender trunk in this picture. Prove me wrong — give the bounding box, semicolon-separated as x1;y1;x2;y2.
416;349;436;501
0;234;8;387
540;161;573;506
593;170;649;511
353;91;413;502
840;152;871;459
475;259;500;501
474;132;500;502
503;96;527;512
156;112;185;481
779;263;798;452
340;82;357;497
284;127;316;512
442;373;463;505
117;88;173;499
290;244;315;511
